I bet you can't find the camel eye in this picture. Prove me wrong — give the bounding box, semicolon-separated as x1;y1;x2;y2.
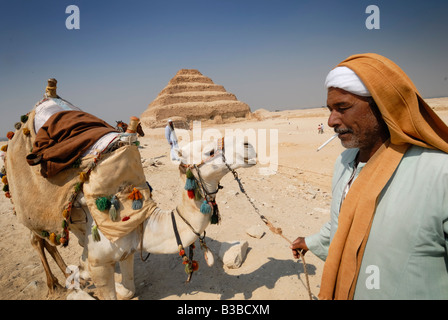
207;149;215;157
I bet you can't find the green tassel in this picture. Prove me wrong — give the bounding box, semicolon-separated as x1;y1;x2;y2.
20;114;29;123
186;169;194;179
184;178;196;190
96;197;111;211
200;201;212;214
74;182;82;193
92;225;101;242
211;212;219;225
109;204;119;222
109;195;119;221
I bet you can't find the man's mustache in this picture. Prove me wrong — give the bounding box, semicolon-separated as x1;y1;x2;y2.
335;128;354;134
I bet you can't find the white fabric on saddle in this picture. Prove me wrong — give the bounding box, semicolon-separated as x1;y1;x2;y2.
33;98;119;156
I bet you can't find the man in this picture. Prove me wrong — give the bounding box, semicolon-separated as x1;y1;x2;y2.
291;53;448;299
165;119;180;161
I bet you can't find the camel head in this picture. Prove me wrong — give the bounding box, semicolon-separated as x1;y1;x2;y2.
178;136;256;181
177;136;257;218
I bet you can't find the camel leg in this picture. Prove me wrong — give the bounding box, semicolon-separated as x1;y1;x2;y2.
88;262;117;300
30;233;62;294
78;247;91;281
43;241;70;278
116;254;136;300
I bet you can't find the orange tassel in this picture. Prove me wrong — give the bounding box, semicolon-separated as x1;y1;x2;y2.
128;187;142;200
79;172;89;182
6;131;14;140
1;176;7;184
49;233;57;245
62;209;70;219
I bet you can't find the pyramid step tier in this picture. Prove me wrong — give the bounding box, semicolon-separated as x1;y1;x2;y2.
159;83;227;95
141;100;250;122
150;91;238;107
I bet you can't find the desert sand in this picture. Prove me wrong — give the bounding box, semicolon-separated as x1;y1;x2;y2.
1;98;447;300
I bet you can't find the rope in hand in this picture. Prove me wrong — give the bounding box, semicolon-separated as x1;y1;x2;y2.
225;162;313;300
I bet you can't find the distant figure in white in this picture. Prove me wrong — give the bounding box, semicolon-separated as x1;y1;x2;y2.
165;119;180;161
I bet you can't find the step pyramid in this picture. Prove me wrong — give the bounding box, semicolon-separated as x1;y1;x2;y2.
140;69;251;128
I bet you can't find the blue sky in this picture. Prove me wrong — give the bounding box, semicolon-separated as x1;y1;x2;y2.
1;0;447;137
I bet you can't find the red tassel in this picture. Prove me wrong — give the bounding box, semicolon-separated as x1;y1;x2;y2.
187;189;195;199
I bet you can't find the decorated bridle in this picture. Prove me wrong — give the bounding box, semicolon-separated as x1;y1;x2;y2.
171;137;227;282
180;137;226;225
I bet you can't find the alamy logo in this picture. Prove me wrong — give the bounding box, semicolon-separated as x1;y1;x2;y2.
365;265;380;290
66;5;80;30
365;5;380;30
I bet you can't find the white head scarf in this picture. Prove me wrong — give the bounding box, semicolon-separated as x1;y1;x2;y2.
325;66;371;97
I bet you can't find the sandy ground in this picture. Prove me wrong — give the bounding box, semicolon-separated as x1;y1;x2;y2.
1;98;447;300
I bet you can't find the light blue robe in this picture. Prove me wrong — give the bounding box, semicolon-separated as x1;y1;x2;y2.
306;145;448;299
165;124;179;161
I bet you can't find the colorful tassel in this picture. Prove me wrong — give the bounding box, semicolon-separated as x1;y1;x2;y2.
62;209;69;219
200;200;212;214
110;195;119;208
211;212;220;224
14;122;22;130
60;237;68;246
109;195;119;221
6;131;14;140
95;197;111;211
0;145;7;152
128;188;142;200
132;199;143;210
79;172;89;182
186;169;194;179
1;175;7;184
184;178;196;190
20;114;29;123
187;189;195;199
109;204;118;222
49;233;57;245
22;128;30;136
74;182;82;193
128;188;143;210
92;225;101;242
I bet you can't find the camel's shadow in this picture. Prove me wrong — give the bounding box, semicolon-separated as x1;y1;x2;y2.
129;238;317;300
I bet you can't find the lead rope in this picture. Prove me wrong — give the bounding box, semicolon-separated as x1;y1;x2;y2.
223;155;313;300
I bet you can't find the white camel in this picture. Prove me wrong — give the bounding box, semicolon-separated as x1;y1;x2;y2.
3;90;256;299
70;136;256;300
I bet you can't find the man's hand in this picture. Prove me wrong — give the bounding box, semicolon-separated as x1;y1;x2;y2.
290;236;309;259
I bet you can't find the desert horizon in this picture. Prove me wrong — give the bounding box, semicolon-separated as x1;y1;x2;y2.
1;96;448;300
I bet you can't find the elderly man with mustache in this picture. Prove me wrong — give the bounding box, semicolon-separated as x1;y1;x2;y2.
291;53;448;300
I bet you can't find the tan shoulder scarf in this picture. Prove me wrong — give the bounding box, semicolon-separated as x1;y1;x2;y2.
319;53;448;299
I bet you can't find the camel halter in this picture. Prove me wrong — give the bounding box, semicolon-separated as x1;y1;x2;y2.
181;137;225;224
